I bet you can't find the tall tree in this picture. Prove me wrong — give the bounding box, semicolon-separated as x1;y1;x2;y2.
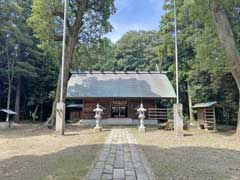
26;50;58;121
182;0;240;133
27;0;116;126
158;0;196;114
72;38;116;71
0;0;36;122
210;1;240;134
115;31;161;71
158;0;239;129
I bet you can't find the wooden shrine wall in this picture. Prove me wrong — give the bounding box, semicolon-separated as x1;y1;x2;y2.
82;99;112;119
128;99;155;119
81;98;156;119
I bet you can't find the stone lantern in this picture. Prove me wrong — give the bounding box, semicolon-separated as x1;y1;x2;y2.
137;103;146;132
93;104;103;131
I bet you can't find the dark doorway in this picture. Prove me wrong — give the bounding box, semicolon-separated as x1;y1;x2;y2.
111;99;128;118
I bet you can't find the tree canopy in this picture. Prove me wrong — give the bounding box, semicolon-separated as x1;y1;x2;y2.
0;0;58;121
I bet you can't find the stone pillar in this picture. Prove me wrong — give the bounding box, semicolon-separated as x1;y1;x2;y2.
56;102;65;135
137;104;146;132
174;103;183;137
93;104;103;132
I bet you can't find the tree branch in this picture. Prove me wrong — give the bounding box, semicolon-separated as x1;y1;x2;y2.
52;11;71;28
52;35;63;41
72;0;88;33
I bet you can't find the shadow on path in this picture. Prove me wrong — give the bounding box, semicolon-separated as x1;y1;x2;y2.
0;144;239;180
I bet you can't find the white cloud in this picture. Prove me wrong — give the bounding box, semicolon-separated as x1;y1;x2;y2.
105;0;164;43
105;21;158;43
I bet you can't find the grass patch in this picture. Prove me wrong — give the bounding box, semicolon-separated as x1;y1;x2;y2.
41;145;100;180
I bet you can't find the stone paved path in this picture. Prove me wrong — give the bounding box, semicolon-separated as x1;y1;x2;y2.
85;128;155;180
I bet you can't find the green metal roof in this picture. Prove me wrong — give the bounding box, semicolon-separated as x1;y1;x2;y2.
192;101;218;108
67;71;176;98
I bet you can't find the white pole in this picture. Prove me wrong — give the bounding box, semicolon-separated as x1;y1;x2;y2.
56;0;67;135
173;0;183;137
60;0;67;102
174;0;179;104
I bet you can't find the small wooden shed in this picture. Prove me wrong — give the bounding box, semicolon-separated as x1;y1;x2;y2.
193;101;220;131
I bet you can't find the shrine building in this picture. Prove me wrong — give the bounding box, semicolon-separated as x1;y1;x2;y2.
66;71;176;123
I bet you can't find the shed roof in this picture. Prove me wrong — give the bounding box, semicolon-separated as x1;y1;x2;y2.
0;109;16;115
66;104;83;108
192;101;218;108
67;71;176;98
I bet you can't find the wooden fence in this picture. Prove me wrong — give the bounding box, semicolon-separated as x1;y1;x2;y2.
205;107;216;131
148;108;173;122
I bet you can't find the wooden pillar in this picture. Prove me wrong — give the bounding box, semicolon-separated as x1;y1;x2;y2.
187;82;194;125
213;107;217;131
204;108;208;131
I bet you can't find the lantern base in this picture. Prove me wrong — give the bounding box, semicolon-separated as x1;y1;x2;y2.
94;126;102;132
138;126;146;132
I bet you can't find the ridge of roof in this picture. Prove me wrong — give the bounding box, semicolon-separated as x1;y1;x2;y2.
192;101;218;108
70;71;168;74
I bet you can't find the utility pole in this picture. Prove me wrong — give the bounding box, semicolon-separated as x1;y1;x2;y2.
56;0;67;135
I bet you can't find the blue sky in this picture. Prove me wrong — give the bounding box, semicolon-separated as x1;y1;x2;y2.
106;0;164;43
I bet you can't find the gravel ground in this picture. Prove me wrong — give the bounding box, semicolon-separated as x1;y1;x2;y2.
0;123;109;180
131;126;240;180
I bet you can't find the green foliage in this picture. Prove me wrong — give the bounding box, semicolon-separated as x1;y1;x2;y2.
72;38;116;71
27;0;116;44
0;0;36;81
115;31;161;71
26;53;58;106
72;31;161;72
158;0;239;121
27;0;62;41
0;0;58;120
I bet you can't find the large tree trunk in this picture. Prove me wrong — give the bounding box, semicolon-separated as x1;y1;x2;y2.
211;3;240;135
14;78;21;121
45;36;78;127
45;73;61;126
6;81;12;122
45;0;88;128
